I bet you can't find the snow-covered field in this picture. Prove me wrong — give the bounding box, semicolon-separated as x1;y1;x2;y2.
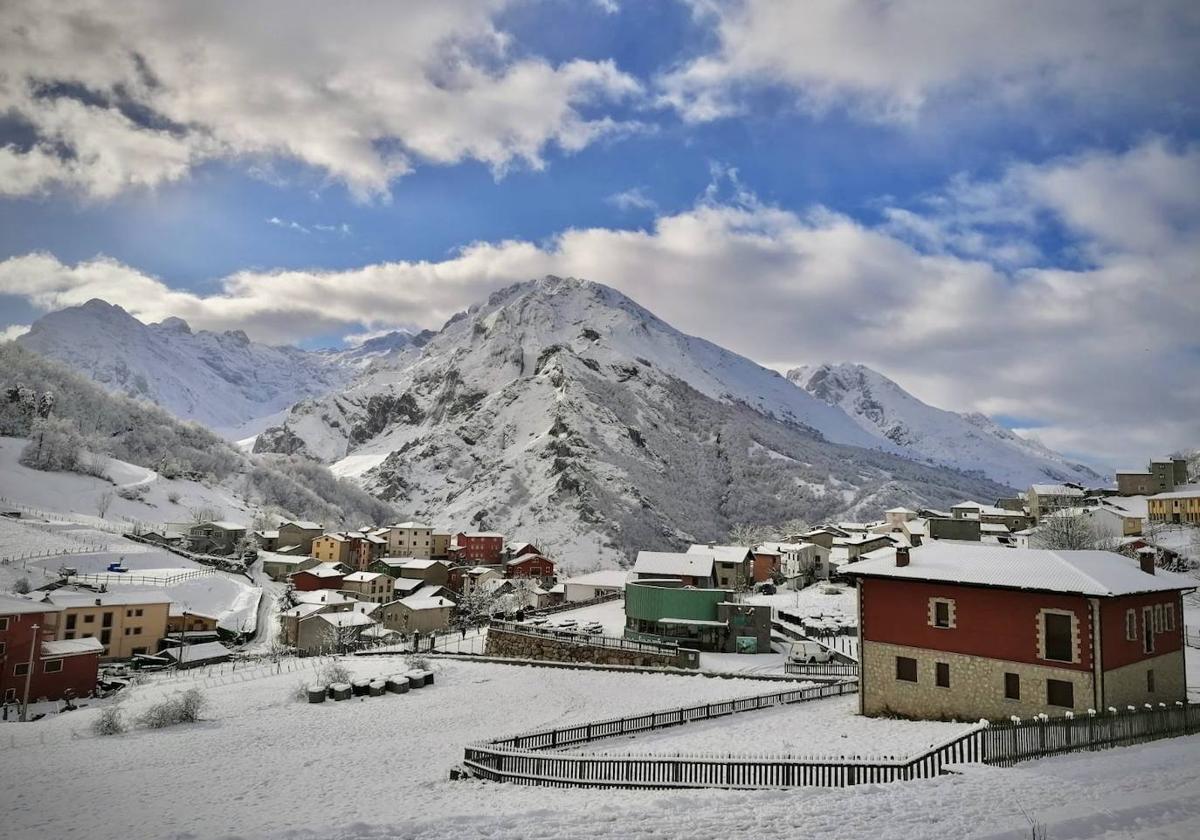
0;436;255;529
2;656;1198;840
584;693;970;759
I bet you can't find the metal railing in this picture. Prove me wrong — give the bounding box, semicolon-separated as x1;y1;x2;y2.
489;619;682;657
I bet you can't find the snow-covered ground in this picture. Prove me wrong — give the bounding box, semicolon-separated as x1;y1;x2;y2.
0;436;255;529
2;656;1198;839
583;693;969;759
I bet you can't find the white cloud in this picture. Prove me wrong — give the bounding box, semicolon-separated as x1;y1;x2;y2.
0;324;32;342
0;1;642;200
266;217;310;235
606;187;658;212
2;140;1196;466
660;0;1199;123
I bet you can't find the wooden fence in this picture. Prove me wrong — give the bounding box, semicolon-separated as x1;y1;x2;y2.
462;688;1200;791
489;620;686;658
784;661;860;678
68;568;216;587
984;702;1200;766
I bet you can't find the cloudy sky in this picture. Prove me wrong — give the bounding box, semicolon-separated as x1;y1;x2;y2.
0;0;1197;469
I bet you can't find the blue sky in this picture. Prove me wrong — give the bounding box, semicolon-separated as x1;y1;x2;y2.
0;1;1197;468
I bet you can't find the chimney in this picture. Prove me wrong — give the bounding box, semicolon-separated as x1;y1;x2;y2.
1140;554;1155;575
895;546;910;567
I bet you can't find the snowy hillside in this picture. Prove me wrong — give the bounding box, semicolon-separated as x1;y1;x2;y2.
257;277;1009;567
16;300;423;433
789;363;1106;489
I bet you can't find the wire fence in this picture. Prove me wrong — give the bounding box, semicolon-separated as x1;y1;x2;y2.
67;568;217;587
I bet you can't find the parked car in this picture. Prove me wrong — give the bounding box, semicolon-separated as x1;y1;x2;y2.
787;640;833;664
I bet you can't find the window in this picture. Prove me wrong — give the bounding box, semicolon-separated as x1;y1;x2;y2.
0;642;5;656
100;629;111;645
134;627;142;635
102;612;113;628
935;662;950;688
126;609;133;618
1125;609;1137;641
132;647;147;656
1143;607;1155;654
1165;604;1176;631
1042;612;1074;662
929;598;956;629
1153;604;1163;634
14;663;29;676
1147;669;1155;693
1047;679;1074;708
124;628;132;636
3;689;15;703
44;659;62;673
895;656;918;682
0;617;7;631
1004;672;1020;700
84;614;95;624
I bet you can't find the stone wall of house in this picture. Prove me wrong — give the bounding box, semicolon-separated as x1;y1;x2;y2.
860;640;1096;720
484;628;685;668
1102;649;1187;708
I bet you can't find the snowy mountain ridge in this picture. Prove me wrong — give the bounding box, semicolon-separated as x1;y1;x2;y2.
15;299;424;433
788;362;1106;489
254;276;1012;567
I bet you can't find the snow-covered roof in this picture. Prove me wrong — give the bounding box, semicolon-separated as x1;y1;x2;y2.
458;531;504;538
260;553;312;566
1149;484;1200;500
44;589;170;608
686;544;751;564
315;532;352;543
312;611;376;628
505;554;551;566
393;578;423;592
389;521;432;530
41;637;103;657
635;551;714;578
549;583;565;594
282;603;326;619
886;507;916;514
979;523;1010;534
0;593;60;615
206;521;246;531
1030;484;1084;497
343;571;385;583
389;558;443;570
399;596;453;611
255;529;280;539
282;520;324;530
842;541;1197;597
162;642;231;664
291;591;356;606
467;565;500;575
292;564;344;578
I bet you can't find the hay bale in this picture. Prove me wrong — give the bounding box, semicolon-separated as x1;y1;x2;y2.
307;684;327;703
329;682;352;701
405;669;427;688
386;675;410;694
368;680;386;697
351;679;371;697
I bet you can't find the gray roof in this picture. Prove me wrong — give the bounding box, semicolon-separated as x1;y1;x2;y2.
634;551;714;578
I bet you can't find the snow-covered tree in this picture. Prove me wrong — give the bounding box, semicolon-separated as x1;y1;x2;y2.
96;491;115;519
20;416;87;473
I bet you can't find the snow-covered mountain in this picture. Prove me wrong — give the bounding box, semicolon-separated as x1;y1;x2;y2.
255;277;1010;567
788;362;1106;489
15;300;423;433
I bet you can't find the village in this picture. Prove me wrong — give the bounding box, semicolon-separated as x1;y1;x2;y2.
1;447;1197;832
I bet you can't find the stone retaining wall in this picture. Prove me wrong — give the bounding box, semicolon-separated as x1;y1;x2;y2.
484;628;684;668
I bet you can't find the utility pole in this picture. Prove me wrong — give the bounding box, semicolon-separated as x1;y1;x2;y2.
20;622;38;722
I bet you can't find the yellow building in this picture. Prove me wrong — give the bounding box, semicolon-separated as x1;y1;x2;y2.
385;522;434;559
43;589;171;661
1148;488;1200;525
311;533;354;565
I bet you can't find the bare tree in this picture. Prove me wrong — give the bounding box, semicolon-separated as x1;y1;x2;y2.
1031;510;1102;550
96;490;115;519
726;522;773;546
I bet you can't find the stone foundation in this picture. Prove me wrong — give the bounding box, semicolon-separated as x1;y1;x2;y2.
1102;650;1186;708
861;640;1095;720
485;628;687;668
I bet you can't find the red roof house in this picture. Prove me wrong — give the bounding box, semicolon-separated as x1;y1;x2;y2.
1;595;101;707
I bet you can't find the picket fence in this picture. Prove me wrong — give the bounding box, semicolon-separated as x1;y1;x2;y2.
68;568;216;587
783;661;860;678
463;689;1200;791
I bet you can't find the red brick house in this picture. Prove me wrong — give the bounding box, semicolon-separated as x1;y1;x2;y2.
504;553;555;582
289;562;348;592
453;532;505;565
1;595;101;706
843;543;1194;721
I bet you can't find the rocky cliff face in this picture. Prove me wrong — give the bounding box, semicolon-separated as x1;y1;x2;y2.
256;277;1010;568
788;362;1106;489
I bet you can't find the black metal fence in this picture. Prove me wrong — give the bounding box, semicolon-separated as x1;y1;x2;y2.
532;591;623;616
489;620;683;657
